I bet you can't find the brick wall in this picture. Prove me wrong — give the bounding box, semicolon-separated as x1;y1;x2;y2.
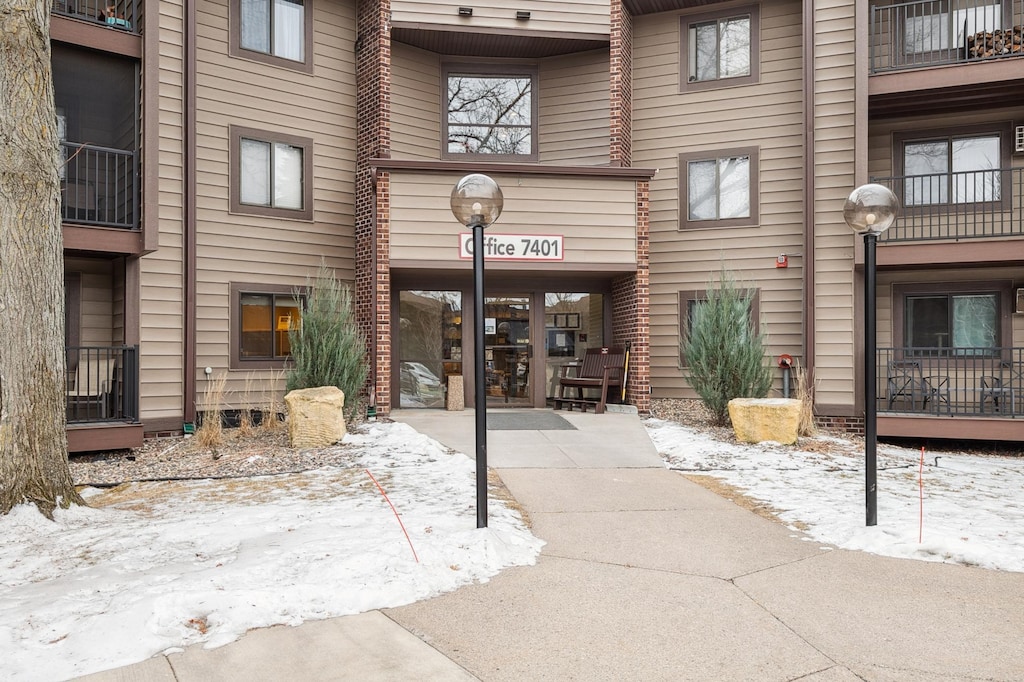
611;180;651;414
356;0;392;415
815;414;865;435
610;0;632;166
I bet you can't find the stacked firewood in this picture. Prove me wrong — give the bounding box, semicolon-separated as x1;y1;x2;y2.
966;26;1024;58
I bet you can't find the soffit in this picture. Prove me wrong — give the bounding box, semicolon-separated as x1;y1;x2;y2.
390;26;608;58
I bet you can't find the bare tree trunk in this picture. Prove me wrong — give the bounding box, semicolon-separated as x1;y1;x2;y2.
0;0;84;517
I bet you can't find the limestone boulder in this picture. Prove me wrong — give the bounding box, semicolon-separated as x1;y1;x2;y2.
728;397;802;445
285;386;346;448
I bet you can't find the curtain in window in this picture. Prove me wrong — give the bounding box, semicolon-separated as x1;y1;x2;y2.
240;139;271;206
240;294;273;357
274;0;304;61
952;294;997;349
690;22;718;81
273;143;303;210
240;0;271;53
688;160;717;220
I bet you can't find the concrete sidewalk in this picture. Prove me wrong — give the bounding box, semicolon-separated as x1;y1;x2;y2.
79;411;1024;681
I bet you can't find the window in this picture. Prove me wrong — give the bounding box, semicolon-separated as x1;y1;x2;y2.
903;4;1002;54
894;282;1012;357
443;64;537;160
902;134;1002;206
231;283;306;368
230;0;313;72
680;6;759;91
679;148;758;229
230;126;313;221
678;288;760;365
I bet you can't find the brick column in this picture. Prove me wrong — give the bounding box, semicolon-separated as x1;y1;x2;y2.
612;179;650;414
610;0;632;167
610;1;646;411
356;0;391;415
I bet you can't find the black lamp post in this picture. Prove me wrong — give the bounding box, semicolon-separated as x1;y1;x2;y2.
450;174;504;529
843;183;898;527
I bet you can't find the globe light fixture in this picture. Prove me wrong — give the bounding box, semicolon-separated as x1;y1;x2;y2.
450;173;503;529
843;183;899;527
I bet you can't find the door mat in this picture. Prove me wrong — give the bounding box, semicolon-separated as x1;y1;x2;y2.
487;411;577;431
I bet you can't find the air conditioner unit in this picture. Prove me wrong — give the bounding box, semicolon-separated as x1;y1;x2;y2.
1016;126;1024;153
1016;287;1024;314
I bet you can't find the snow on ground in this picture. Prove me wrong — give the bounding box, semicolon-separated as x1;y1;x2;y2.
5;417;1024;681
0;422;543;682
645;418;1024;573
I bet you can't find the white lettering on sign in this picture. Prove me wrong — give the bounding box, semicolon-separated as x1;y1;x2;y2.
458;233;564;261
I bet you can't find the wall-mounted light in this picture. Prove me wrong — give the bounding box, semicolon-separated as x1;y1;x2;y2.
458;6;473;16
515;10;531;20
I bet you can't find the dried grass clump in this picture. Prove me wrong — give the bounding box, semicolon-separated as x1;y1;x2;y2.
237;373;257;438
260;370;286;434
195;372;227;449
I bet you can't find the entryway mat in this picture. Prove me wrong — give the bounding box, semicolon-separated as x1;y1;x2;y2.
486;411;577;431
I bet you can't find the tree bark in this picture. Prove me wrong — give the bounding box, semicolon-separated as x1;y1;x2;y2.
0;0;84;516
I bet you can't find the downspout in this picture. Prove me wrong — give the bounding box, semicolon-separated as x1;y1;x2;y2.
802;0;816;385
183;0;197;426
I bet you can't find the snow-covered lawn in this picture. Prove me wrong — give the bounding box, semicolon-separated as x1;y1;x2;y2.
0;422;542;681
646;418;1024;573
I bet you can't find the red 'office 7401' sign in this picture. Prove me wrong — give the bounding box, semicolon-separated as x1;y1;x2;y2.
458;233;564;261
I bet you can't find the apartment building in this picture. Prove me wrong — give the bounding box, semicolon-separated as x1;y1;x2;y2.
52;0;1024;452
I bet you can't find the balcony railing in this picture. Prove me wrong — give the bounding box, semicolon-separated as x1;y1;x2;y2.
66;345;139;424
61;142;138;229
870;0;1024;72
52;0;139;33
877;347;1024;417
871;168;1023;242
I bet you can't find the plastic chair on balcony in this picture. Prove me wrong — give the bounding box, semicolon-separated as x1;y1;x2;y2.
886;360;950;413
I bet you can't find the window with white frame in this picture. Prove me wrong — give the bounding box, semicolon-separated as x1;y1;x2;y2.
680;6;759;91
444;65;536;159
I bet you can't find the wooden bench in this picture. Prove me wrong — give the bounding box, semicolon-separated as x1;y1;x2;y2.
553;346;626;414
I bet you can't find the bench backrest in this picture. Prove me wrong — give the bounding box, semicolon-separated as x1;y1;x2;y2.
578;347;626;382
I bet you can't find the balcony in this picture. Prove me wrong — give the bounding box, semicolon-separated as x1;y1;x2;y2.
66;345;139;424
52;0;139;34
870;0;1024;73
61;143;138;229
871;168;1023;243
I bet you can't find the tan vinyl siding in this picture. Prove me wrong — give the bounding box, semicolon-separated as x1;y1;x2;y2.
810;0;858;408
391;48;610;164
392;43;441;160
390;0;609;36
193;0;357;405
139;0;186;423
66;257;115;347
538;50;610;165
633;0;807;398
389;172;636;266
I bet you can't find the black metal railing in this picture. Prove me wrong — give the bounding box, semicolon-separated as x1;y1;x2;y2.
871;168;1023;242
877;347;1024;417
66;345;139;424
61;143;138;229
51;0;139;33
870;0;1024;72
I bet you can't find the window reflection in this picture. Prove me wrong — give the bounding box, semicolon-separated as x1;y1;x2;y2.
399;291;462;408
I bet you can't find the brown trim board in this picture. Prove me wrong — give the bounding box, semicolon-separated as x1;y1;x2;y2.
67;423;144;453
802;0;815;386
370;158;657;179
51;15;142;58
142;0;159;254
185;0;197;425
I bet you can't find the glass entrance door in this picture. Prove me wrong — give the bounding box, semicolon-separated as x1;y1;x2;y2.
484;295;531;406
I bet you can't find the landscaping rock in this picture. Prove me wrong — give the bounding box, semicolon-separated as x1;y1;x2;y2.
728;397;802;445
285;386;346;448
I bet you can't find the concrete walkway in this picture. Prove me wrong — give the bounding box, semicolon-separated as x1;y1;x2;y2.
79;410;1024;681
